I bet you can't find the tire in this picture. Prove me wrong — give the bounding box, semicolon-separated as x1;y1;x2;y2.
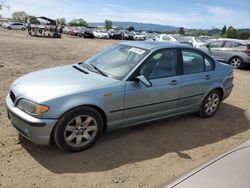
53;106;103;152
7;27;11;30
198;89;221;118
229;57;242;69
21;27;26;31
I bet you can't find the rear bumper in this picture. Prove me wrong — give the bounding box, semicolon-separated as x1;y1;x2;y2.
6;94;57;145
223;85;233;100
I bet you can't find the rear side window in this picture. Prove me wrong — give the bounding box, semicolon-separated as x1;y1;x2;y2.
224;41;241;48
182;50;214;74
204;57;214;71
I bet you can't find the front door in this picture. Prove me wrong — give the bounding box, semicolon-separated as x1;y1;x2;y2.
123;49;180;125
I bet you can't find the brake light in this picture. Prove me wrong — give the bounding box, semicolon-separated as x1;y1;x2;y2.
242;49;250;53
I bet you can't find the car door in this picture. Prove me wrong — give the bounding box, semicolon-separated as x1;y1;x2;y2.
175;49;215;113
123;49;180;125
207;40;226;61
216;41;242;62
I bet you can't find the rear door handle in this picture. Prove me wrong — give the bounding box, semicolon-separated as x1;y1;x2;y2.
169;80;179;86
204;75;211;80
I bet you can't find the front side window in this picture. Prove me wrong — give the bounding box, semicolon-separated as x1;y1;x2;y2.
209;41;224;48
140;49;177;79
84;44;149;79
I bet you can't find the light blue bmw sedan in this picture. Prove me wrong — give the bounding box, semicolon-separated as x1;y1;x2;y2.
6;41;234;152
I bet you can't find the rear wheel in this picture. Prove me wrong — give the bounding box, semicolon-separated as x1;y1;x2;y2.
53;106;103;152
229;57;242;69
199;90;221;118
21;27;26;31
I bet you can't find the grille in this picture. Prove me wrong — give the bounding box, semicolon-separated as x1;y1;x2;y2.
10;90;16;103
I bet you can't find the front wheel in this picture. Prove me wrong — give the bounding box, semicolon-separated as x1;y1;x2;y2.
53;106;103;152
199;90;221;118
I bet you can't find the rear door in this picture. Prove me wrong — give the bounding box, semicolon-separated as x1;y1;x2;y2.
175;49;215;113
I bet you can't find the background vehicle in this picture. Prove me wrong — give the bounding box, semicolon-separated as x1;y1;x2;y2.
29;17;62;38
6;41;233;152
163;139;250;188
2;22;26;30
133;32;146;40
97;30;109;39
201;39;250;69
121;30;134;40
108;30;123;40
82;28;95;38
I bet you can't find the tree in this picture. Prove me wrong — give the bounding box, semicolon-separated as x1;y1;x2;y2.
104;20;112;30
127;26;134;31
56;18;66;25
68;18;88;27
12;11;28;22
221;25;227;37
27;15;39;24
239;32;250;40
178;27;185;35
226;26;239;39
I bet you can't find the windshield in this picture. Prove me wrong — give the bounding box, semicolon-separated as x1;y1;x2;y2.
195;37;207;43
84;44;149;79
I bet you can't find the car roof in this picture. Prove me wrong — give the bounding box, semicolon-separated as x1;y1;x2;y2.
121;41;195;50
217;38;250;44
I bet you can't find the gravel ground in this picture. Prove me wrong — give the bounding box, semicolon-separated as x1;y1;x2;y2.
0;28;250;188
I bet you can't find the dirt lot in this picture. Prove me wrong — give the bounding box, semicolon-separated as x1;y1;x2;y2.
0;28;250;188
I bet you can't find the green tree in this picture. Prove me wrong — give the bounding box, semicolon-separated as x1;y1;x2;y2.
221;25;227;37
127;26;135;31
12;11;28;22
27;15;39;24
104;20;112;30
239;32;250;40
178;27;185;35
68;18;88;27
226;26;239;39
56;18;66;25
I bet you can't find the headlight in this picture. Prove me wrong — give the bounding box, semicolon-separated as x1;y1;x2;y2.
16;99;49;117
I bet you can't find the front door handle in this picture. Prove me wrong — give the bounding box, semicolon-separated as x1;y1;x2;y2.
204;75;211;80
169;80;178;86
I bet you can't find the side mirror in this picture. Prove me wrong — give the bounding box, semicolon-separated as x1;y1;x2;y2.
136;75;152;87
206;44;210;48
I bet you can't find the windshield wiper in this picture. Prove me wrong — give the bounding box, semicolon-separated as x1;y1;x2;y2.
89;64;108;77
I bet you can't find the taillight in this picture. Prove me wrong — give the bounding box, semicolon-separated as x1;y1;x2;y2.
242;49;250;53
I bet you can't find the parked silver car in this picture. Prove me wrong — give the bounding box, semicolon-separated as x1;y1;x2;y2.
201;38;250;69
2;22;26;30
163;139;250;188
6;41;234;152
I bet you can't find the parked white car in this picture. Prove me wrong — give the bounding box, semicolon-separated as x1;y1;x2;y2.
133;32;146;40
93;30;109;39
2;22;26;30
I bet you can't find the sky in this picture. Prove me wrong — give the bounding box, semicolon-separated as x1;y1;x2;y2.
1;0;250;29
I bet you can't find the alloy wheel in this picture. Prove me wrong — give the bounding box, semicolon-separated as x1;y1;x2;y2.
64;115;98;147
204;93;220;115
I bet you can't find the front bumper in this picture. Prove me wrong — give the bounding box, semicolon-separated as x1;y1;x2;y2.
6;94;57;145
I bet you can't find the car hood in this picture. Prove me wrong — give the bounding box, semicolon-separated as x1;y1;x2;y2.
11;64;119;103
